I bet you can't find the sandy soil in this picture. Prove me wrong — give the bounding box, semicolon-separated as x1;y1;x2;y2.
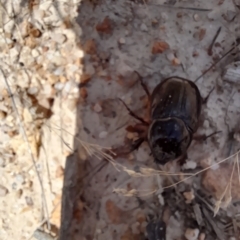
0;0;240;240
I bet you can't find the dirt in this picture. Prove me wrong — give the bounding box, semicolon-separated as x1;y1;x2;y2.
1;0;240;240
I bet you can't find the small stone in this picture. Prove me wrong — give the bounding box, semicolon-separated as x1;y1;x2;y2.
25;37;37;49
51;55;66;66
55;166;64;178
59;76;67;83
96;17;112;34
0;157;4;167
183;190;195;203
118;37;126;44
80;87;88;99
152;41;169;54
199;28;206;41
166;52;175;61
32;49;40;58
126;132;138;140
85;64;95;76
51;33;67;44
25;196;34;206
200;156;212;168
0;185;8;197
47;74;59;85
99;131;108;139
193;14;200;21
54;82;64;91
93;103;102;113
6;115;14;123
198;233;206;240
15;174;25;185
80;74;91;84
23;108;33;122
19;70;31;88
131;222;140;234
192;50;199;57
152;18;158;26
185;228;199;240
84;39;97;55
29;28;42;38
158;194;164;205
0;110;7;120
160;12;168;22
172;57;181;66
16;189;23;199
27;87;39;95
183;160;197;170
177;12;183;18
140;23;148;32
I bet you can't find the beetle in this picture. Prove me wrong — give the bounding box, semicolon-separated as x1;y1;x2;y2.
119;73;216;165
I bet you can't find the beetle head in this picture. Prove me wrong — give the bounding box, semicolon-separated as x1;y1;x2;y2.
148;118;192;164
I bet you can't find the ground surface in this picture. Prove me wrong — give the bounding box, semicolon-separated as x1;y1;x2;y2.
1;0;240;240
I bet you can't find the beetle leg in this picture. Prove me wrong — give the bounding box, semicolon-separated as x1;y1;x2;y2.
118;98;149;125
177;153;188;166
202;86;215;104
134;71;151;99
130;138;145;152
193;130;222;142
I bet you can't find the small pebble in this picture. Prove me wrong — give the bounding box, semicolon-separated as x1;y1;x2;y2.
54;82;65;91
15;174;25;185
198;233;205;240
200;156;212;168
172;57;181;66
16;189;23;199
140;23;148;32
6;115;14;123
183;160;197;170
118;37;126;44
27;87;39;96
51;33;67;44
166;52;175;62
99;131;108;139
93;103;102;113
0;185;8;197
25;196;34;206
85;64;95;75
183;190;195;203
131;222;140;234
193;14;200;21
185;228;199;240
32;49;40;58
158;194;164;205
0;157;4;167
160;12;168;21
0;110;7;120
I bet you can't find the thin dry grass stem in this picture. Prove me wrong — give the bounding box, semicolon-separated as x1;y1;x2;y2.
1;69;51;230
27;199;61;240
139;167;193;176
45;123;122;171
113;188;157;197
237;153;240;185
0;1;24;43
115;150;240;198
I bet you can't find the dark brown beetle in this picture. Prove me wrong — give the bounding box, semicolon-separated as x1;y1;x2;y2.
148;77;202;164
120;73;214;165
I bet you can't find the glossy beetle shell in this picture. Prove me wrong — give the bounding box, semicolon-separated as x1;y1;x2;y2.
148;77;202;164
